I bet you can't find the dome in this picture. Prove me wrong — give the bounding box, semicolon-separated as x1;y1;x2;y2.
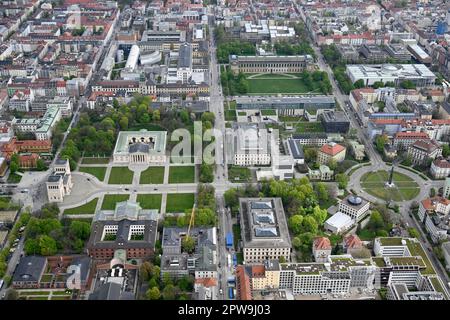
348;196;362;206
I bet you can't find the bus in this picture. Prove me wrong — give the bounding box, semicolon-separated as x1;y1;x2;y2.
228;287;234;299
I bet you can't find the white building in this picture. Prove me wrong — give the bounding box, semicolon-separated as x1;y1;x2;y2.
430;158;450;179
324;212;355;234
338;195;370;221
373;238;410;257
228;123;271;166
112;130;167;165
346;64;436;87
444;178;450;199
46;159;73;203
418;196;450;243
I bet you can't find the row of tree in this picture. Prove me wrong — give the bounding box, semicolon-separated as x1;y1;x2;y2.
141;261;193;300
23;204;91;256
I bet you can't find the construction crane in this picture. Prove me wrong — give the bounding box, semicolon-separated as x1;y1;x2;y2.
187;203;197;238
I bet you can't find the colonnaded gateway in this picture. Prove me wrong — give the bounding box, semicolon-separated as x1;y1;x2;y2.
113;130;167;164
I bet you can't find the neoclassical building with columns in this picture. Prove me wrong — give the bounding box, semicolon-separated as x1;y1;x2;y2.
113;130;167;164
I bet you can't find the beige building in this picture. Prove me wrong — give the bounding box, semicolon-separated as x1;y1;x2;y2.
317;142;346;165
46;159;73;203
239;198;291;264
250;261;281;290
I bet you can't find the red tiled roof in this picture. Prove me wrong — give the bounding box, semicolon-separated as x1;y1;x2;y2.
421;196;450;211
236;266;252;300
319;143;345;156
195;277;217;287
433;158;450;169
344;235;363;250
314;237;332;250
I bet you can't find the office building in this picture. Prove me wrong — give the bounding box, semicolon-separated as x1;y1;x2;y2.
320;111;350;134
239;198;291;264
317;142;346;165
229;55;314;74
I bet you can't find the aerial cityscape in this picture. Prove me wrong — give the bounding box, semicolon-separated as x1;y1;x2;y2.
0;0;450;303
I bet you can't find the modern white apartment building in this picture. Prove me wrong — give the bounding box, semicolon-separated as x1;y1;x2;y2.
338;195;370;221
430;158;450;179
239;198;291;264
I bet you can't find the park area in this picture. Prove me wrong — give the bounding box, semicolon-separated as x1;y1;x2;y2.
166;193;195;213
79;166;107;181
245;73;327;95
136;194;162;210
360;170;420;201
81;157;110;165
228;166;252;182
63;198;98;215
168;166;195;184
139;166;165;184
101;194;130;210
108;167;134;184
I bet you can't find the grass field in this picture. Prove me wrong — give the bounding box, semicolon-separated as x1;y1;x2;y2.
101;194;130;210
7;173;22;183
295;121;325;133
228;166;252;182
136;194;162;210
139;167;165;184
246;73;324;94
79;166;107;181
168;166;195;184
108;167;134;184
166;193;195;213
81;157;110;164
64;198;98;215
360;170;420;201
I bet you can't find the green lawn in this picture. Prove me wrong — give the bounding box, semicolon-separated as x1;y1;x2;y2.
166;193;195;213
79;166;107;181
19;291;50;296
295;121;325;133
101;194;130;210
139;166;165;184
228;166;251;182
27;296;49;300
246;74;325;94
108;167;134;184
81;157;110;164
7;173;22;183
64;198;98;215
360;170;420;201
168;166;195;184
136;194;162;211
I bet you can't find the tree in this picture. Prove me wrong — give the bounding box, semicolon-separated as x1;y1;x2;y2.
201;112;215;125
162;272;173;287
288;215;304;235
430;188;436;197
181;236;195;254
304;148;317;163
375;134;388;153
9;154;19;174
36;158;47;171
316;182;328;201
400;80;416;89
292;236;301;249
39;235;57;256
199;163;214;183
177;276;194;292
302;216;318;234
327;158;338;171
4;288;18;300
148;277;159;289
224;188;238;209
353;79;365;89
140;261;153;281
153;109;160;121
312;206;328;224
335;173;349;189
279;256;286;263
369;211;384;231
442;144;450;158
372;81;385;89
408;227;420;238
162;284;177;300
69;221;90;240
119;116;128;130
24;238;40;255
146;287;161;300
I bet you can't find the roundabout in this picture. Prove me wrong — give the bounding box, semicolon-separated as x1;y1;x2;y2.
359;170;420;201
